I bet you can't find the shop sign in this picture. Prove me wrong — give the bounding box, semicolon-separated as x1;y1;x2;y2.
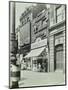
31;38;47;49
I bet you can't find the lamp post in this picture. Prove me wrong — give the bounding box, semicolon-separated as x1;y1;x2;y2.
9;2;20;88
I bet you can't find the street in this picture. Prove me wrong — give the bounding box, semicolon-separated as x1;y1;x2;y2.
19;70;65;87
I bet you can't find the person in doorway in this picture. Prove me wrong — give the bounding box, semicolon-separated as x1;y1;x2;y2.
38;63;41;72
44;59;48;72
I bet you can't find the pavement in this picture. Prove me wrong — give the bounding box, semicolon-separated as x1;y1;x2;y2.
18;70;65;87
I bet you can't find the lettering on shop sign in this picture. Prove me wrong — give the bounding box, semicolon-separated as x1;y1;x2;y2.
31;38;47;49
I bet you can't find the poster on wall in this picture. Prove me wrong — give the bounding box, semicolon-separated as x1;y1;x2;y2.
19;22;30;46
9;1;66;88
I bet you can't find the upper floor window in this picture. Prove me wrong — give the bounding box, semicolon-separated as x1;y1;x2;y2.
56;5;65;23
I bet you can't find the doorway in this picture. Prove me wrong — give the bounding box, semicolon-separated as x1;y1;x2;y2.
55;44;63;71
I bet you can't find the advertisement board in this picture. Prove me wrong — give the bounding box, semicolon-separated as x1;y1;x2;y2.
19;22;30;46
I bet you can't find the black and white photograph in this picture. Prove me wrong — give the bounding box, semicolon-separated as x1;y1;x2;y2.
9;1;66;88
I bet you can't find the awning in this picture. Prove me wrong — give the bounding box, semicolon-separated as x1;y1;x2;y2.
24;47;45;58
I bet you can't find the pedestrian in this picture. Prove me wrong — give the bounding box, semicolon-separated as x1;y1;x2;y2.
38;63;41;72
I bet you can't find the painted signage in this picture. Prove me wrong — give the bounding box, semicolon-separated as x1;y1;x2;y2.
18;22;30;46
31;38;47;49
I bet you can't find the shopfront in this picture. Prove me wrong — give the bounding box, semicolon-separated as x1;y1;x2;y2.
24;38;48;72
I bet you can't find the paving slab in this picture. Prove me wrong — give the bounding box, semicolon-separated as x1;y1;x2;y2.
19;70;65;87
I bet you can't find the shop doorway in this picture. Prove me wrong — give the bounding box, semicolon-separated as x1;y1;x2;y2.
37;58;48;72
55;44;63;71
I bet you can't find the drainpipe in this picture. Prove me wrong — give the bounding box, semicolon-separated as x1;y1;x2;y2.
9;2;20;88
